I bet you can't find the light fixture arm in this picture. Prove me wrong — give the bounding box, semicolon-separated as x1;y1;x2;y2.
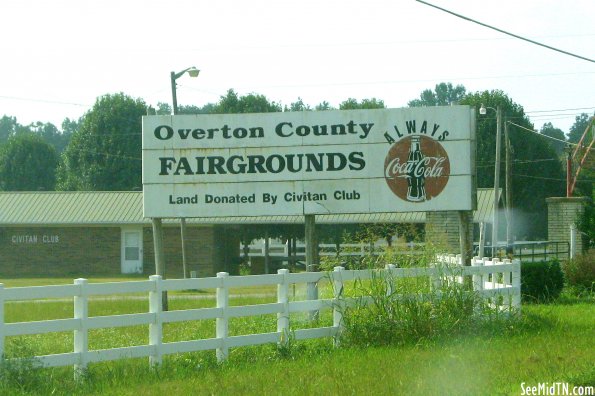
172;66;199;81
170;66;199;115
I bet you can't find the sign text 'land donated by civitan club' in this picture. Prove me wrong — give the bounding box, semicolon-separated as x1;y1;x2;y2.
142;106;476;218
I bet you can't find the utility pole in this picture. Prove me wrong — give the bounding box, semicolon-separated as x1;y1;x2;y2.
505;120;513;254
565;144;573;197
492;106;502;257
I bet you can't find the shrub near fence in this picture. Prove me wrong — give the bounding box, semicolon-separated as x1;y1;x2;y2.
520;260;565;303
0;257;520;379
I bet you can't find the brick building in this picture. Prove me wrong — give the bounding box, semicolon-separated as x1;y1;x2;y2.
0;192;239;278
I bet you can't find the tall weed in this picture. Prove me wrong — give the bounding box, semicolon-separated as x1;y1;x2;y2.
337;262;502;348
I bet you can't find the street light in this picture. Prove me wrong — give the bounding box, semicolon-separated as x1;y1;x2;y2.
170;66;200;281
170;66;200;115
480;104;502;258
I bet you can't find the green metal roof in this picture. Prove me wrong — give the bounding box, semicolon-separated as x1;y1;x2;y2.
0;191;143;226
0;189;499;226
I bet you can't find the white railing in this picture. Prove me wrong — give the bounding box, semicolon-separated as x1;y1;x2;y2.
0;257;520;379
244;240;425;258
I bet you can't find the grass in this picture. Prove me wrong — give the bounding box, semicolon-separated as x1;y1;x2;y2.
86;303;592;396
1;277;593;395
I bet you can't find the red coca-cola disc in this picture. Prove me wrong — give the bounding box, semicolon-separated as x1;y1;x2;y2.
384;136;451;202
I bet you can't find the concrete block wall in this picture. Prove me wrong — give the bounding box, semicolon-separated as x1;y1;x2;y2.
547;197;590;254
0;226;120;277
0;224;240;278
425;211;473;254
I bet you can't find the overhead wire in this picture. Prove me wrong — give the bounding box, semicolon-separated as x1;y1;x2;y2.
416;0;595;64
508;121;577;146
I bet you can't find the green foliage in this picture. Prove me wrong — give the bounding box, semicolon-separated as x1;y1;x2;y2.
314;101;334;111
0;115;30;143
319;223;427;271
0;340;44;393
408;82;466;107
540;122;566;155
286;97;311;112
28;121;71;153
339;97;385;110
0;133;58;191
562;250;595;292
567;112;593;143
211;89;282;114
338;265;496;348
521;260;565;303
57;93;146;191
578;200;595;249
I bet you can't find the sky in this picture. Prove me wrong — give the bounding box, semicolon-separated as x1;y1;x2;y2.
1;0;593;134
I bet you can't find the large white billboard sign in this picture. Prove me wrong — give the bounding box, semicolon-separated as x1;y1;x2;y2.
142;106;476;218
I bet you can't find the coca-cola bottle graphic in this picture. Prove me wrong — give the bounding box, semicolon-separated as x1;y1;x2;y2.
406;136;426;202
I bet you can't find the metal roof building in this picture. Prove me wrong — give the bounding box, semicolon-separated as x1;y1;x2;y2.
0;188;499;226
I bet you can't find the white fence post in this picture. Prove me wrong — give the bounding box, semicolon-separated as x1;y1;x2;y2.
385;264;396;296
0;283;4;360
74;278;89;380
149;275;163;368
482;257;490;290
491;258;500;290
471;258;483;292
277;269;290;348
216;272;229;363
570;224;577;259
333;266;345;347
429;261;442;292
512;259;521;314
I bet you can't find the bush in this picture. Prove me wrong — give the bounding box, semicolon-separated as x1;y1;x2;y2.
521;260;564;303
338;265;500;347
0;340;45;393
562;250;595;291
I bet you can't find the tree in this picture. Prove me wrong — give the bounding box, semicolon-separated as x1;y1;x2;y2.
286;97;311;112
29;121;71;153
0;115;30;143
61;117;80;136
540;122;566;155
211;89;282;114
567;113;594;143
315;101;334;111
155;102;172;115
339;98;385;110
0;133;58;191
408;82;466;107
57;93;147;191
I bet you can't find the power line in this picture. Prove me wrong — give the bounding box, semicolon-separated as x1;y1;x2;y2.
513;173;595;183
477;158;561;166
416;0;595;64
508;121;576;146
525;106;595;114
0;95;90;107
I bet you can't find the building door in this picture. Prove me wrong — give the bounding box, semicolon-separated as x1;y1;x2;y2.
121;228;143;274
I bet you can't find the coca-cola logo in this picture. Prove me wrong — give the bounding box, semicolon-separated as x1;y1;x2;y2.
384;135;450;202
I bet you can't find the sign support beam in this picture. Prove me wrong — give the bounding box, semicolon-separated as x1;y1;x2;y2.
151;218;168;311
305;214;319;320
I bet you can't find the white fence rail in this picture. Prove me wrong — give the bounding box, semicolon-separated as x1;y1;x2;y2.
0;257;520;378
244;240;425;258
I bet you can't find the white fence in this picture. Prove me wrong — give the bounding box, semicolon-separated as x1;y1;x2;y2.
244;239;425;258
0;257;520;379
